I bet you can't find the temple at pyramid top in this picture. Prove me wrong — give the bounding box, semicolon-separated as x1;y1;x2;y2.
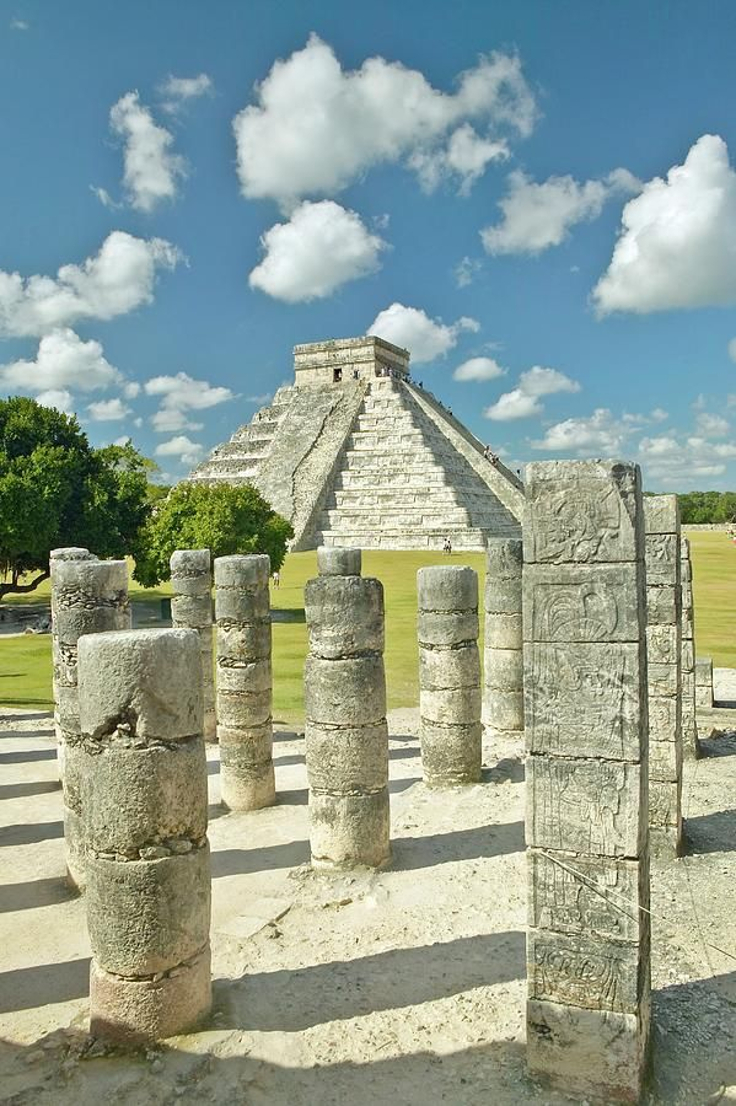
188;336;525;551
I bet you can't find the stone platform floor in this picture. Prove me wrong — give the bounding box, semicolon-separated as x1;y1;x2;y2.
0;697;735;1105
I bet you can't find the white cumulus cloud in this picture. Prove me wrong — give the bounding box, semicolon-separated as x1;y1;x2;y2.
594;134;736;314
110;91;186;212
484;365;580;420
640;433;736;483
531;407;630;453
368;303;479;364
696;412;730;438
453;356;506;382
87;397;132;421
249;201;386;302
145;371;235;433
155;435;204;466
0;231;182;338
35;389;74;414
233;35;536;207
159;73;213;112
0;328;122;394
481;167;639;255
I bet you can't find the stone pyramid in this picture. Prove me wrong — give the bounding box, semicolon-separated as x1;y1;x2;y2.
188;336;525;551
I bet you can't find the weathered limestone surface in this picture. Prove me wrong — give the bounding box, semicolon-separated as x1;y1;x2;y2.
50;547;96;768
524;460;651;1104
695;656;714;709
170;550;216;742
483;539;523;734
417;566;481;786
680;537;699;759
215;555;275;811
304;550;389;868
78;627;211;1042
188;337;524;552
645;496;683;859
50;555;130;890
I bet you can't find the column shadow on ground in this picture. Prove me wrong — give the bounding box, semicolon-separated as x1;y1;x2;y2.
392;821;525;871
684;808;736;855
0;821;64;847
0;957;90;1013
220;929;525;1032
652;970;736;1102
0;745;56;763
0;779;61;801
0;876;75;913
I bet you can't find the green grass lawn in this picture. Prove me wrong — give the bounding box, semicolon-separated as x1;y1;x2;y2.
686;530;736;668
0;550;485;720
0;535;731;716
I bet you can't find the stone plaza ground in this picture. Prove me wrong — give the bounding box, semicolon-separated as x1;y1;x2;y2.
1;696;735;1105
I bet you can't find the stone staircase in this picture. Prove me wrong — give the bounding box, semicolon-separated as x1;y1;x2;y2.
314;378;520;551
188;386;295;485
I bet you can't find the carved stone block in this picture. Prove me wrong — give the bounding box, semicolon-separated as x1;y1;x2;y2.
527;756;644;858
527;929;644;1014
525;461;642;565
523;563;644;644
524;642;644;761
527;850;644;944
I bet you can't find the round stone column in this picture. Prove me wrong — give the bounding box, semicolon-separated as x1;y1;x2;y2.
214;554;275;810
170;549;216;742
482;539;524;734
50;547;96;777
417;565;481;786
51;556;130;890
304;549;389;869
78;628;211;1043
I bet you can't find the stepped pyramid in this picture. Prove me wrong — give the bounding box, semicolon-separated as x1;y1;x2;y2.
188;337;525;551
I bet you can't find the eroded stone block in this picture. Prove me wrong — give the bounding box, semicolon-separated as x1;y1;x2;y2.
523;564;644;644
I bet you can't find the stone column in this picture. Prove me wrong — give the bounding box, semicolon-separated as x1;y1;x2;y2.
50;547;96;774
304;549;389;868
50;556;130;890
214;555;275;810
524;460;650;1104
417;566;481;785
680;538;699;758
644;495;682;859
318;546;362;577
170;549;216;742
695;657;714;709
78;628;211;1043
482;539;524;735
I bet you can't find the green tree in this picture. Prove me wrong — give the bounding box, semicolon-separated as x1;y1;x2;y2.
0;397;151;599
133;481;293;587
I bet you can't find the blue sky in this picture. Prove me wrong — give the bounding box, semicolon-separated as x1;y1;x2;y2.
3;0;736;489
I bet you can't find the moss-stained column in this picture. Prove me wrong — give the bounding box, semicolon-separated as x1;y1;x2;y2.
482;539;524;735
51;556;130;890
680;538;699;758
417;565;481;785
524;460;651;1104
50;547;96;777
644;495;682;859
304;547;389;868
78;628;210;1043
170;549;216;742
214;554;275;810
695;656;714;709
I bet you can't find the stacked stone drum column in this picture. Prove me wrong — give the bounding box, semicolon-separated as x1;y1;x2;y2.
50;547;95;774
680;537;699;758
170;550;216;742
644;495;682;859
695;656;714;710
303;547;390;869
50;555;130;890
482;539;524;735
214;555;275;810
417;566;481;786
78;628;211;1042
524;460;651;1104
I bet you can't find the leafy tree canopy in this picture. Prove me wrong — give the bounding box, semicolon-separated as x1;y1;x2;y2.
133;481;293;587
677;490;736;524
0;397;151;598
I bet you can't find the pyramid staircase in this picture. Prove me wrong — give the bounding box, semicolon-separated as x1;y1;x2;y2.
314;378;520;550
190;386;295;485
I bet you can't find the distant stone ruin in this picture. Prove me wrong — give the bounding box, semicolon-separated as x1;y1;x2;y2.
188;336;525;551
